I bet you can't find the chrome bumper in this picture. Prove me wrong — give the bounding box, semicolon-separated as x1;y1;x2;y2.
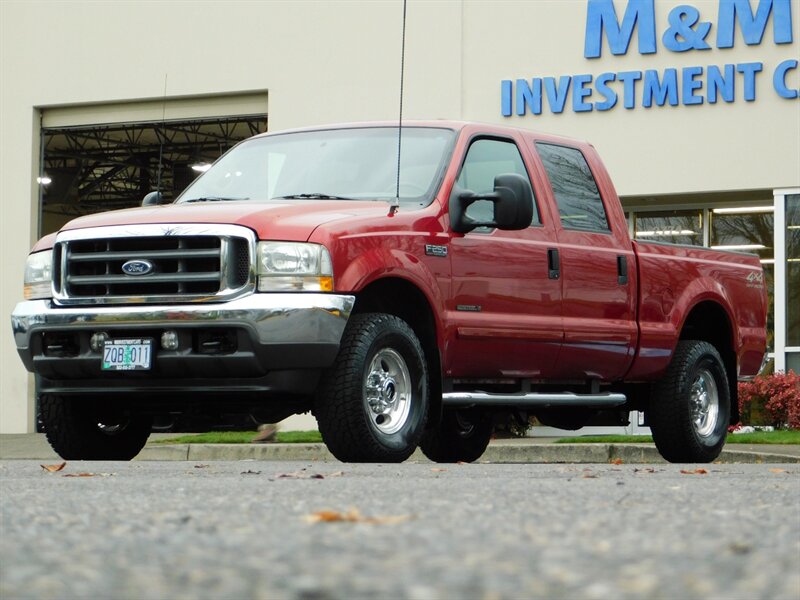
11;293;355;373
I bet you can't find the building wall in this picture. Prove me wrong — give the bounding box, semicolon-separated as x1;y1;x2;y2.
1;0;798;432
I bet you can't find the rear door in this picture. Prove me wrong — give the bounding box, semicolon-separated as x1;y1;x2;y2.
446;131;563;379
530;141;637;382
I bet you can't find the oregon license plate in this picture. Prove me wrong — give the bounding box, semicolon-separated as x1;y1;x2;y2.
101;339;153;371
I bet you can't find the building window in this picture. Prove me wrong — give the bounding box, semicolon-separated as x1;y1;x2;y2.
787;194;800;348
634;209;702;245
711;206;775;351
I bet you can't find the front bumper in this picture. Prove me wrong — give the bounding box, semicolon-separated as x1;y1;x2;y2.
11;294;354;395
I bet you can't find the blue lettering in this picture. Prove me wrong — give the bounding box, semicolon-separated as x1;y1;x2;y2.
618;71;643;108
773;59;799;99
708;64;736;103
544;76;572;113
572;74;594;112
662;5;712;52
737;62;763;100
595;73;618;110
501;80;513;116
517;79;543;115
584;0;657;58
717;0;794;48
642;69;679;107
682;66;705;105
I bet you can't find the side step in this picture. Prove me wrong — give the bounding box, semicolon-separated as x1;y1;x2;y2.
442;391;627;408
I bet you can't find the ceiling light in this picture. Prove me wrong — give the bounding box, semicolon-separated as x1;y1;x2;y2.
759;259;775;264
636;229;697;237
37;176;52;185
710;244;766;251
191;163;211;173
712;206;773;214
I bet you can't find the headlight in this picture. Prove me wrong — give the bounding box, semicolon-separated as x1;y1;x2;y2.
23;250;53;300
256;242;333;292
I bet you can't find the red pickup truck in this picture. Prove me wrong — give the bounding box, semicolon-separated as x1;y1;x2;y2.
12;121;767;463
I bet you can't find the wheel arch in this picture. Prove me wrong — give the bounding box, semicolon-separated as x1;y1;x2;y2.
679;300;739;423
351;277;443;428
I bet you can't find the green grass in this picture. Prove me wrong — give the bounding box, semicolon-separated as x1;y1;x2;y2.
555;430;800;445
154;430;323;444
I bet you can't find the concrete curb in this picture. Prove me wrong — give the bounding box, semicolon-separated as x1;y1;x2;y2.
133;442;800;463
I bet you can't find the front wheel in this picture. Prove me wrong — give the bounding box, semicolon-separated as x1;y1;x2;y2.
420;408;494;463
313;313;429;462
39;394;152;460
648;340;731;463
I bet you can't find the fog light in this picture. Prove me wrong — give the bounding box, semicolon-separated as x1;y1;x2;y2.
161;330;179;350
90;331;109;352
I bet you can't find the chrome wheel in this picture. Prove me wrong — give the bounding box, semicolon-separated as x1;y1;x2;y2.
364;348;412;435
690;367;719;438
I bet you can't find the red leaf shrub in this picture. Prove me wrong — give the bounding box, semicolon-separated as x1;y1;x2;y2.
737;370;800;429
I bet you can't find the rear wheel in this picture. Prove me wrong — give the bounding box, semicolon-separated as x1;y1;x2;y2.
39;394;152;460
648;340;730;463
420;408;494;463
313;313;429;462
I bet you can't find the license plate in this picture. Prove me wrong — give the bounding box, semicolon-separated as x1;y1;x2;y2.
101;339;153;371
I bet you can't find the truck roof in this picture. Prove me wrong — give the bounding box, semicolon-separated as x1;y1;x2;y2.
251;120;589;147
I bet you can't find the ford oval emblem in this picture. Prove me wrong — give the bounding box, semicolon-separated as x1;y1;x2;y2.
121;259;154;276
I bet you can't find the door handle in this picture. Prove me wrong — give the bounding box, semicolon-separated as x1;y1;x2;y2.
617;255;628;285
548;248;560;280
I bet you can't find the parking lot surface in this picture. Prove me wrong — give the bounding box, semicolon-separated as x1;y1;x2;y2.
1;461;798;599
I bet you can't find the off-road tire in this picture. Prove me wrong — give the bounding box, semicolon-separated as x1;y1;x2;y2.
314;313;429;463
420;408;494;463
39;394;152;460
648;340;730;463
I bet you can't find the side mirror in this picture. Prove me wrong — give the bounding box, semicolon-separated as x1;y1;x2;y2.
449;173;533;233
142;191;166;206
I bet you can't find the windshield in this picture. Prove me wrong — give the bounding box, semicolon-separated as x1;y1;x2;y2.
177;126;456;204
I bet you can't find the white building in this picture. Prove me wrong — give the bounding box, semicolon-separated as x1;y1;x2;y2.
1;0;798;433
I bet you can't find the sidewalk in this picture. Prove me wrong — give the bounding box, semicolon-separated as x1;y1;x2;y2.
2;433;798;463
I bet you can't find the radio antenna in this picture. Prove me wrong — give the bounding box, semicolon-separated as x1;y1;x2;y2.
156;74;168;198
393;0;407;207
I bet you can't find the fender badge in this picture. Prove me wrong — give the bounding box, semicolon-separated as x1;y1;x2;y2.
425;244;448;257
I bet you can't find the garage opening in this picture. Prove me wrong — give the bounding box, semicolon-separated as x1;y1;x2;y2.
39;114;267;235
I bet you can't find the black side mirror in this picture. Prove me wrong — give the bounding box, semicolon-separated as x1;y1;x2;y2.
142;191;167;206
449;173;533;233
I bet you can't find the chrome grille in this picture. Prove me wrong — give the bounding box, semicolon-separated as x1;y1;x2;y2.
53;224;255;305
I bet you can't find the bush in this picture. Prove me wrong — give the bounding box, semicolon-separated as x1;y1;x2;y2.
737;370;800;429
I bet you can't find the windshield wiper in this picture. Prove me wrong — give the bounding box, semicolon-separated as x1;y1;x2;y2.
182;196;249;203
275;193;354;200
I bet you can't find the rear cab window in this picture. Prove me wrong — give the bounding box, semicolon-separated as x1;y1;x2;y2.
535;143;610;234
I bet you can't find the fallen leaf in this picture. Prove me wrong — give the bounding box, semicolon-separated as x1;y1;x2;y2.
581;474;598;479
680;468;708;475
456;461;467;465
241;470;262;475
40;462;66;473
194;464;210;469
278;471;327;479
327;471;345;477
431;468;447;473
63;472;112;478
610;458;624;465
304;509;412;525
634;467;656;473
769;468;786;474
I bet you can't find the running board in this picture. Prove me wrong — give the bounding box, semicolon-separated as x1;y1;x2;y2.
441;392;627;408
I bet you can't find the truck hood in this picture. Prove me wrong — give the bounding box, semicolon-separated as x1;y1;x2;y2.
58;200;394;242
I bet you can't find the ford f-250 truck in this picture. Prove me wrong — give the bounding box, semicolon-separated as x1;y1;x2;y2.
11;121;767;463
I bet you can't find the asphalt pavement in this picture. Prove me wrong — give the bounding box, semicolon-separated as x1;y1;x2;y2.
1;460;798;599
